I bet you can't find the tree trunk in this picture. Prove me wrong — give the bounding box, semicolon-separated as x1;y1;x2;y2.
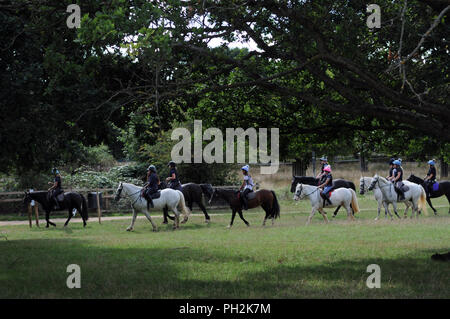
440;158;448;178
360;152;368;172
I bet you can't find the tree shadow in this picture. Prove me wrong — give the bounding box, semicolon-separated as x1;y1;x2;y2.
0;238;448;298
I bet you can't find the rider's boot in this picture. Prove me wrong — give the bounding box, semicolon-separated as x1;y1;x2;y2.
242;197;248;210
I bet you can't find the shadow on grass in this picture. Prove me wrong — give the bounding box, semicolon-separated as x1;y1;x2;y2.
0;237;449;299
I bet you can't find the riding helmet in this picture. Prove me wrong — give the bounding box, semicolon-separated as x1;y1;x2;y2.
241;165;249;172
393;160;401;166
428;160;436;166
167;161;176;167
320;156;327;161
389;158;395;165
147;165;156;172
323;165;332;172
52;168;60;174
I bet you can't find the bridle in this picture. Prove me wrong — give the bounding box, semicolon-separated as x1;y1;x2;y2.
115;183;142;206
295;184;319;199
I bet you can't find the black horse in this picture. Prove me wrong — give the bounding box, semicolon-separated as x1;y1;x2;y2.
23;191;89;228
160;182;214;224
290;176;356;217
407;174;450;215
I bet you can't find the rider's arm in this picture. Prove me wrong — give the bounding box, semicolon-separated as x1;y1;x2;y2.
393;172;400;182
239;180;246;191
166;173;176;181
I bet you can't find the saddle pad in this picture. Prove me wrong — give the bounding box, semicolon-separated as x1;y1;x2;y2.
432;182;439;192
401;185;409;192
247;192;256;200
150;191;161;199
57;193;65;201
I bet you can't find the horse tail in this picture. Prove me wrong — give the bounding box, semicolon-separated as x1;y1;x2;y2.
350;189;360;214
349;182;356;191
270;191;280;219
418;186;428;216
80;194;89;220
177;190;191;220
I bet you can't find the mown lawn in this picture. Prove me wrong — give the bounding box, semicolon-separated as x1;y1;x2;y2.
0;194;449;299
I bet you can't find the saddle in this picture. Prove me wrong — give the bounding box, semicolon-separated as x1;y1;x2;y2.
320;190;333;206
57;193;65;202
238;191;256;200
150;191;161;199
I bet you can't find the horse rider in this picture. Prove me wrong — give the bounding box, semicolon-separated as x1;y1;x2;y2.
391;159;405;200
48;168;63;209
239;165;254;210
166;161;182;191
316;156;329;181
318;165;333;206
424;159;437;197
143;165;160;209
386;158;395;180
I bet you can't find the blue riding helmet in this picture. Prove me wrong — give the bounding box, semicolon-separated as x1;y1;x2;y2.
241;165;249;172
428;160;436;166
52;168;60;174
393;160;401;166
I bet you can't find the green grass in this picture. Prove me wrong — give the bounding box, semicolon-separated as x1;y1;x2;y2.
0;194;449;299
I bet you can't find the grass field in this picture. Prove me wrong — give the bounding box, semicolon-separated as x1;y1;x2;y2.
0;192;449;299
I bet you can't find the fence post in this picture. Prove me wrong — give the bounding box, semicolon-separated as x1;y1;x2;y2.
96;189;101;224
34;204;39;227
28;203;32;228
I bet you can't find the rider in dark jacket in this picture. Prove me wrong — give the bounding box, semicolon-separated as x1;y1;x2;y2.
144;165;160;208
166;161;182;191
48;168;63;209
392;160;405;200
386;158;395;180
424;160;437;197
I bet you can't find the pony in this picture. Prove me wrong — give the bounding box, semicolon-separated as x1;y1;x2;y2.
407;174;450;215
290;176;356;217
209;188;280;228
294;183;360;225
22;191;88;228
368;175;427;219
160;182;214;224
360;176;412;220
114;182;190;231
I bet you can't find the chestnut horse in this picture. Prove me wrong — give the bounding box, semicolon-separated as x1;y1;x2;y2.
210;188;280;228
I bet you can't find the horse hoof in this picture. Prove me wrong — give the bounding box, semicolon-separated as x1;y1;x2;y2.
126;228;133;232
226;225;232;229
205;219;210;224
246;224;250;227
162;221;168;225
152;228;158;232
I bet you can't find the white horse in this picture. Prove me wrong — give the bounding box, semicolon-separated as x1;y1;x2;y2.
368;175;427;219
114;182;191;231
294;183;360;225
360;176;412;220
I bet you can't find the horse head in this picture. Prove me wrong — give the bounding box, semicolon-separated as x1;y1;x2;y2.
359;177;366;195
115;182;123;202
294;183;303;201
22;191;31;205
368;174;379;191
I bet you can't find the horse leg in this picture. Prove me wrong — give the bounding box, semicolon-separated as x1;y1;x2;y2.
45;210;56;227
318;208;329;224
162;206;169;224
127;207;138;231
332;205;341;218
142;210;157;232
426;196;437;215
228;209;237;228
375;200;381;220
171;207;180;229
261;204;269;226
345;204;354;221
197;201;210;223
237;210;250;227
64;208;73;227
392;202;401;219
306;208;317;225
383;202;393;220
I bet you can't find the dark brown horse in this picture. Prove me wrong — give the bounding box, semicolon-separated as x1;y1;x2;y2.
210;188;280;228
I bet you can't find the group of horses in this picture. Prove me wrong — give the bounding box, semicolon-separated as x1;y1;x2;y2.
22;172;449;230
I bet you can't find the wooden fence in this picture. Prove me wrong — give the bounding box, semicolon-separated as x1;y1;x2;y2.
0;186;235;227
